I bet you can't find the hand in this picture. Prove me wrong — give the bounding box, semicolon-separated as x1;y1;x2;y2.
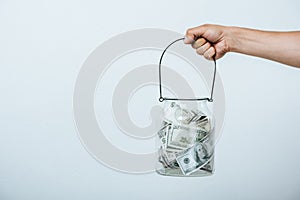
184;24;231;60
184;24;300;67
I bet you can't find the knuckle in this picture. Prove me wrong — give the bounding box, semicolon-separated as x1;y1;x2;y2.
203;51;210;59
203;42;210;50
198;38;206;45
191;42;197;49
202;23;211;28
204;47;215;60
186;28;193;34
196;48;203;55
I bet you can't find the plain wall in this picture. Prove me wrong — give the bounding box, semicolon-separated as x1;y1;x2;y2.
0;0;300;199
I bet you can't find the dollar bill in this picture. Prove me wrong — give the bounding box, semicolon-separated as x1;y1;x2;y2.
188;110;212;133
166;125;196;150
196;118;211;133
164;149;180;162
163;102;180;123
176;142;211;175
158;147;179;169
163;102;196;125
201;158;214;173
174;107;193;125
158;121;171;138
157;121;173;148
195;129;208;141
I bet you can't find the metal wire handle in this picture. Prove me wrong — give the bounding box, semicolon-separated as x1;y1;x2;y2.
158;37;217;102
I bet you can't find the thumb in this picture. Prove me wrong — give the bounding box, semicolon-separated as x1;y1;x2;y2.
183;35;195;44
184;25;207;44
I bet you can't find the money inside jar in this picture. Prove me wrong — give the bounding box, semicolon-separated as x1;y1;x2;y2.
157;101;215;176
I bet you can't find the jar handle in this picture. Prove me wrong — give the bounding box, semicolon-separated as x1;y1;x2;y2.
158;37;217;102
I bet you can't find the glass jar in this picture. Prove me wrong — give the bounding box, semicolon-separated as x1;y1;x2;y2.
156;100;215;177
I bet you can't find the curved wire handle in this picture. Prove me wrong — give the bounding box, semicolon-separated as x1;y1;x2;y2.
158;37;217;102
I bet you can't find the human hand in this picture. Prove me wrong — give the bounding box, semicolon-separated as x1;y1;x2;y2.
184;24;231;60
185;24;300;67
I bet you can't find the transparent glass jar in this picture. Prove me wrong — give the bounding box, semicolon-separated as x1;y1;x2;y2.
156;100;215;177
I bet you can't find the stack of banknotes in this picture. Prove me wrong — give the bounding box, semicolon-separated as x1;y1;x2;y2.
157;102;214;175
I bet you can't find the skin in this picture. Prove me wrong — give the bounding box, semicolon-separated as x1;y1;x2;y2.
184;24;300;68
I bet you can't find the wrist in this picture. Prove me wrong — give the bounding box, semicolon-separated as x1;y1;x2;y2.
223;26;240;53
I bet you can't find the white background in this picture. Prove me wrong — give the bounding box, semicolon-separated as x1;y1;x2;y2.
1;0;300;199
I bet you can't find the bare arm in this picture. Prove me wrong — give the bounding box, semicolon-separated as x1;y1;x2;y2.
184;24;300;68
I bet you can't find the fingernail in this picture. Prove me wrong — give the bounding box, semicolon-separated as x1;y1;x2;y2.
183;36;194;44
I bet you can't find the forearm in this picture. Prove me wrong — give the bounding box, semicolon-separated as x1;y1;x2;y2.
227;27;300;68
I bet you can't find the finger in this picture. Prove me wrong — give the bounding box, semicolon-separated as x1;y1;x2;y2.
183;35;194;44
184;25;207;43
203;46;216;60
192;38;206;49
196;42;211;55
